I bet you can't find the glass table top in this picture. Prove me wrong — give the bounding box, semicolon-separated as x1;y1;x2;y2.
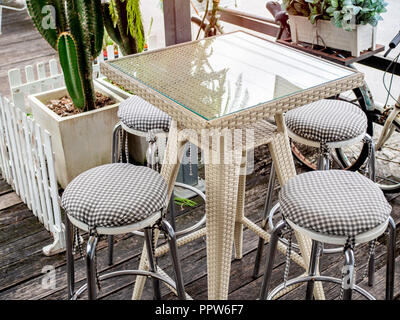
109;31;356;121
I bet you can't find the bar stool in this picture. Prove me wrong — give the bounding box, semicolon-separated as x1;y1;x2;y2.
62;163;186;300
259;170;395;300
108;95;206;265
253;99;376;278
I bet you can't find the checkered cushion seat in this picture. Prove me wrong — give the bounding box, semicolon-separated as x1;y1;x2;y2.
118;95;171;133
279;170;391;238
285;99;368;143
62;163;168;228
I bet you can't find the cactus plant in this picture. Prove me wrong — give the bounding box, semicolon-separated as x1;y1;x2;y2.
27;0;104;111
102;0;145;56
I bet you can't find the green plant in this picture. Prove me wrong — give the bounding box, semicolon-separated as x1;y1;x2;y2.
27;0;104;111
327;0;387;31
174;197;198;208
102;0;145;56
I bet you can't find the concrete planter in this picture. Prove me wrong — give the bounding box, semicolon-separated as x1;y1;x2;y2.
28;82;123;189
289;15;377;57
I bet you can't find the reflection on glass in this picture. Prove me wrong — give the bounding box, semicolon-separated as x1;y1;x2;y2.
109;31;355;121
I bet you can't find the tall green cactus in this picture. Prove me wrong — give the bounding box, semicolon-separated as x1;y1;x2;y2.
102;0;145;56
27;0;104;111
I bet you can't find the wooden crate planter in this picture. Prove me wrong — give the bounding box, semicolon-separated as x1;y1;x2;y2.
288;15;377;57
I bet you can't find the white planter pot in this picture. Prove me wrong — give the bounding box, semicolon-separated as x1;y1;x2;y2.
288;15;377;57
28;82;124;189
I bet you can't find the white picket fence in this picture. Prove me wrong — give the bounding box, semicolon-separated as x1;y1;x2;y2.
2;47;120;256
0;96;65;256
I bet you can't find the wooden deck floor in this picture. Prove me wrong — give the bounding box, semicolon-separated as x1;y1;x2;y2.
1;8;400;301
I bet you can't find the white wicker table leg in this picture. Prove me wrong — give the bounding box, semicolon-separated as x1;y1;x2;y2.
233;149;247;260
204;134;242;300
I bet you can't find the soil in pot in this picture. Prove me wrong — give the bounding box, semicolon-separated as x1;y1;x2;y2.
46;92;115;117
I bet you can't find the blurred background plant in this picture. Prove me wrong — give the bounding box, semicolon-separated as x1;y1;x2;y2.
102;0;145;56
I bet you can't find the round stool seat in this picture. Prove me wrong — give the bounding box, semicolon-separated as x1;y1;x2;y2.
279;170;391;240
285;99;367;143
118;95;171;133
62;163;168;229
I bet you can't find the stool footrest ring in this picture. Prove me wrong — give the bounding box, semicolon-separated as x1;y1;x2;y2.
266;275;376;300
71;269;185;300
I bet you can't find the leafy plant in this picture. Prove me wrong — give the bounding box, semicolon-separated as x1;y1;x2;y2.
102;0;145;56
327;0;387;31
27;0;103;111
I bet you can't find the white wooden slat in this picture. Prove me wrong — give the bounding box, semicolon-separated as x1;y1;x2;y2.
16;109;34;211
37;62;49;93
35;123;54;232
8;102;28;203
43;131;63;235
8;68;26;112
25;116;42;218
24;65;36;95
3;99;23;196
0;98;11;183
30;121;48;228
49;59;58;76
48;59;64;89
12;107;31;207
107;45;115;60
1;100;15;186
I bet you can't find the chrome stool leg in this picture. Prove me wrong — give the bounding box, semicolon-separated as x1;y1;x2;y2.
368;244;375;286
107;236;114;266
305;241;321;300
144;228;162;300
161;220;186;300
253;164;276;279
318;150;331;170
86;236;98;300
364;134;376;182
65;215;75;299
364;134;377;287
108;123;123;266
342;247;355;300
259;220;286;300
386;216;396;300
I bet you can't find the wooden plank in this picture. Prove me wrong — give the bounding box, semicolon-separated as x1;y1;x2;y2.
0;180;12;195
163;0;191;46
0;192;22;211
219;9;279;38
0;203;32;228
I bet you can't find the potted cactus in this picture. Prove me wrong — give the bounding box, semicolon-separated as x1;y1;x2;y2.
26;0;124;188
285;0;387;57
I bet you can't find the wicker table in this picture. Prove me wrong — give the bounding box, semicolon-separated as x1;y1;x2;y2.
101;31;364;300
